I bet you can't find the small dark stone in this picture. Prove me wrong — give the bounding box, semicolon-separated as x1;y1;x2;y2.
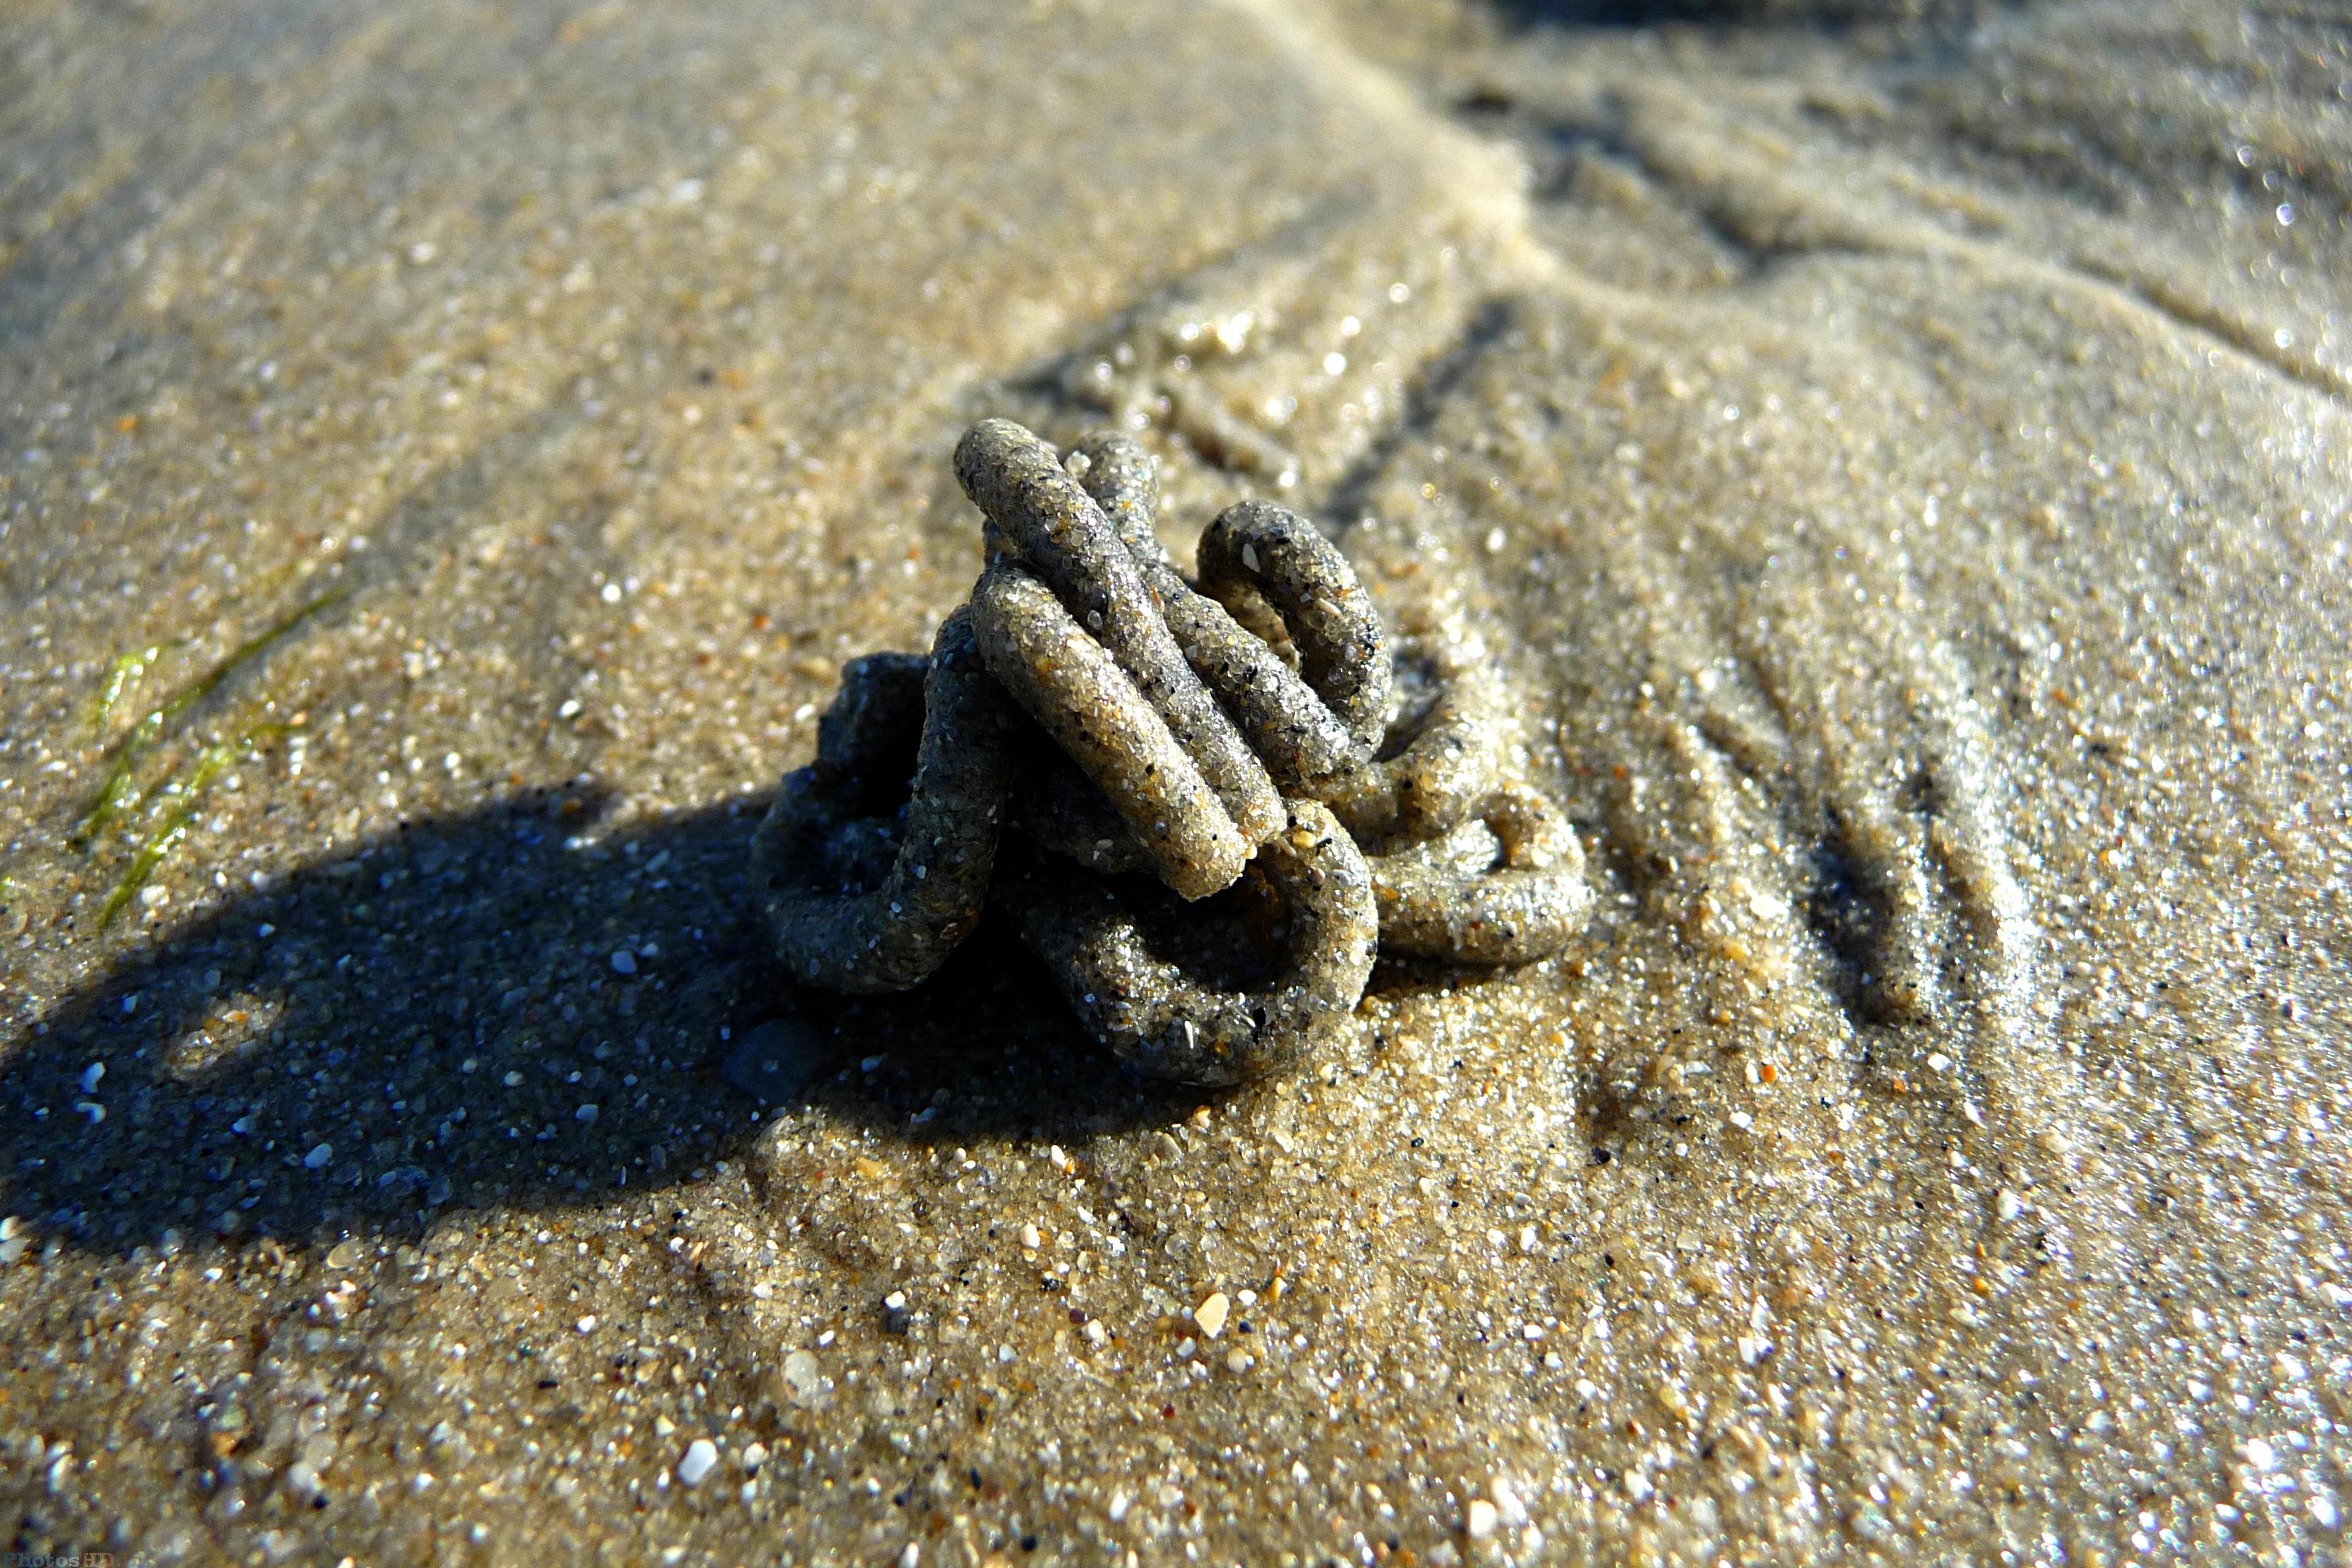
718;1017;829;1105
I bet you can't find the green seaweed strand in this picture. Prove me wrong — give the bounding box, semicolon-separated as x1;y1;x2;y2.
85;644;166;739
73;585;350;845
99;722;287;928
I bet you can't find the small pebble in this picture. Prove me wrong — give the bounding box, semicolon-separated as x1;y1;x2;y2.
718;1017;828;1105
1195;1292;1230;1340
609;950;638;975
303;1143;333;1169
1467;1498;1499;1539
676;1438;718;1487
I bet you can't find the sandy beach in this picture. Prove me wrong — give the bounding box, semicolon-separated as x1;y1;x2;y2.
1;0;2347;1561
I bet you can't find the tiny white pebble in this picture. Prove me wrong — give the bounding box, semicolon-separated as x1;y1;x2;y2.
1194;1292;1230;1340
884;1290;908;1310
577;1314;597;1333
609;950;637;975
1492;1477;1528;1526
1467;1498;1500;1539
897;1546;920;1568
676;1438;718;1487
1020;1224;1042;1251
1996;1189;2024;1222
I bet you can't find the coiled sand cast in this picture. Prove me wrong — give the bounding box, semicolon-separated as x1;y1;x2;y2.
751;419;1593;1085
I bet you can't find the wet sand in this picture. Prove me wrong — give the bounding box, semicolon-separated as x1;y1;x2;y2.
1;1;2346;1562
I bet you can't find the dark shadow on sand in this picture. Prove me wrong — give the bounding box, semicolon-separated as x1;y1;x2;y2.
3;788;1206;1259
